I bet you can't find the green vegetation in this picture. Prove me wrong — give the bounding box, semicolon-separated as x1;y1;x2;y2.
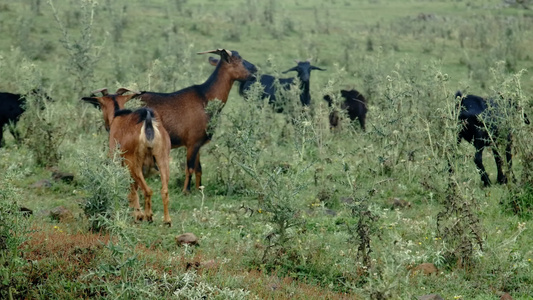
1;0;533;298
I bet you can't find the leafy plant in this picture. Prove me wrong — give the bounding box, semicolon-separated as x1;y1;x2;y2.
0;166;32;300
48;0;105;94
21;90;65;167
79;148;131;232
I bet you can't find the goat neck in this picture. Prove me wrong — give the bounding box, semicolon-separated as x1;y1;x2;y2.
300;79;311;106
202;62;235;104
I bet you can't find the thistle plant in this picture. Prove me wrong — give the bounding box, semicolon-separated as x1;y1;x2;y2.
78;148;131;232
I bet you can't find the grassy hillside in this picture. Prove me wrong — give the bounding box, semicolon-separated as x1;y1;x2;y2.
1;0;533;299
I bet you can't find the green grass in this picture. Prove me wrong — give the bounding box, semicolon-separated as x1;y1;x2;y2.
2;0;533;299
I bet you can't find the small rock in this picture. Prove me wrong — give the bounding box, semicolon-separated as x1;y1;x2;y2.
324;208;337;216
279;162;290;174
176;233;199;246
185;259;216;273
304;208;313;216
200;259;217;270
51;171;74;183
30;179;52;188
49;206;74;222
185;261;200;270
36;209;51;217
340;197;354;204
0;234;7;250
19;206;33;217
500;293;513;300
417;13;436;21
411;263;438;276
390;197;411;209
266;277;281;291
418;294;444;300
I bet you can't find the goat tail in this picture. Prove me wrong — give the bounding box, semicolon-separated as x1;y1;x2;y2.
139;109;160;149
455;90;463;99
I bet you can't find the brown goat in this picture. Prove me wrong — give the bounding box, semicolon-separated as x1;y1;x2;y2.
136;49;256;193
81;88;173;226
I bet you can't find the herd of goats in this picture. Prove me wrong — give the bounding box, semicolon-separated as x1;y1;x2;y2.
0;48;528;226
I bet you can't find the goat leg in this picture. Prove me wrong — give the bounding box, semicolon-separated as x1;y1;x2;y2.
474;147;491;187
492;147;507;185
194;151;202;190
128;181;145;221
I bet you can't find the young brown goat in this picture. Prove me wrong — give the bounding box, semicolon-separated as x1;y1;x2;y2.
81;88;173;226
137;49;256;193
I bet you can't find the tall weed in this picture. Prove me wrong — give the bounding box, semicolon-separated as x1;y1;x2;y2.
0;166;32;300
78;148;131;232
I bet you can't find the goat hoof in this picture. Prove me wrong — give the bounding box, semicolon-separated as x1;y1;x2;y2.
164;221;172;227
497;176;507;184
481;177;491;187
134;212;145;222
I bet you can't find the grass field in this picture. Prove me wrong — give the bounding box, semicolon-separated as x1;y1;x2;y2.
2;0;533;299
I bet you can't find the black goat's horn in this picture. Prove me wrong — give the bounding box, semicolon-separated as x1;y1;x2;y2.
198;49;233;63
310;65;326;71
282;66;298;74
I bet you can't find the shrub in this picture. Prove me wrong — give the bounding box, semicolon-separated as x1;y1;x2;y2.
20;90;65;167
0;166;32;299
78;148;131;232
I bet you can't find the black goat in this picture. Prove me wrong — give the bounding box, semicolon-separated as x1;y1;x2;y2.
323;89;367;131
282;60;326;107
456;91;529;186
0;90;50;147
208;57;294;113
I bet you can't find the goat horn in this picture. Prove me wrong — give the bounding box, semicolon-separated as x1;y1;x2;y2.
91;88;108;96
310;65;326;71
282;66;299;74
197;49;232;57
306;58;312;62
294;59;301;63
116;88;140;95
197;49;217;55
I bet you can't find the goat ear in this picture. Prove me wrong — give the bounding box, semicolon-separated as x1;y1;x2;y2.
219;49;232;63
282;66;298;74
81;97;100;106
208;57;219;66
310;65;326;71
